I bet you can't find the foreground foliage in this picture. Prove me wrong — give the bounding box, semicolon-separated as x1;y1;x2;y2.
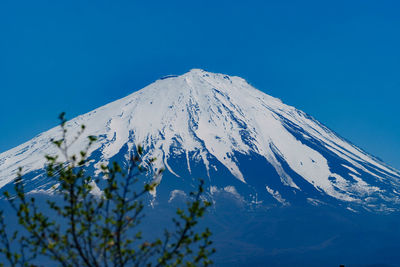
0;113;214;267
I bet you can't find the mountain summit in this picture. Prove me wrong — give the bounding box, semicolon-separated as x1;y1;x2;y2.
1;69;399;211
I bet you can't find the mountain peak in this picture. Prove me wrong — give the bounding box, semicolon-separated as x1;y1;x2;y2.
182;69;239;83
187;68;206;74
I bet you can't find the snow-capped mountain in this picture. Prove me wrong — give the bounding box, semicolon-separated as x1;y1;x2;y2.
1;69;399;211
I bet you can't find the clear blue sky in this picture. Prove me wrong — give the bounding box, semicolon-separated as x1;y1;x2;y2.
0;0;399;169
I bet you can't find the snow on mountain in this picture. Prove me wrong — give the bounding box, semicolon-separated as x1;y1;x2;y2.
0;69;399;210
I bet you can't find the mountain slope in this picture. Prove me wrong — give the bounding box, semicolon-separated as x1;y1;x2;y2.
0;69;399;211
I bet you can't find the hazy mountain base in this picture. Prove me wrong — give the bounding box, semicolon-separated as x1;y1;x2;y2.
1;194;400;267
1;143;400;267
203;202;400;267
160;187;400;267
